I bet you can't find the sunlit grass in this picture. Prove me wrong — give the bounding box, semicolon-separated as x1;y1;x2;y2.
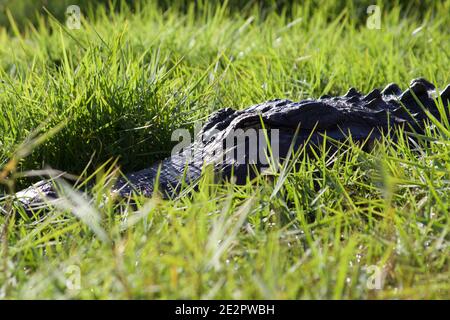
0;1;449;299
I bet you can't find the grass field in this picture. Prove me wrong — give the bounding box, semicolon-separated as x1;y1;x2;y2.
0;1;449;299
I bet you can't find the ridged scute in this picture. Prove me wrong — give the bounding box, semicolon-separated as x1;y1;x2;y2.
381;83;402;96
441;85;450;103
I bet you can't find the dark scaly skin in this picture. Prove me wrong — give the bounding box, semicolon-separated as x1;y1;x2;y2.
6;78;450;212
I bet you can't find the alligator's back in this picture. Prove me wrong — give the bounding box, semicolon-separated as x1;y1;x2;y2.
8;78;450;211
112;78;449;197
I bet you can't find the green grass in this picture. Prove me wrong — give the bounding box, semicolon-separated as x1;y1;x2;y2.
0;1;449;299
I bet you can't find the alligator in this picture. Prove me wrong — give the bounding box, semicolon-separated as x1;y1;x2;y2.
4;78;450;212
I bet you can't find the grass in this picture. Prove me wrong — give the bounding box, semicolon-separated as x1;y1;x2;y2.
0;0;449;299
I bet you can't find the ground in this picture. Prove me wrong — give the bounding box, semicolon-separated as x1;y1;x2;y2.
0;1;449;299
